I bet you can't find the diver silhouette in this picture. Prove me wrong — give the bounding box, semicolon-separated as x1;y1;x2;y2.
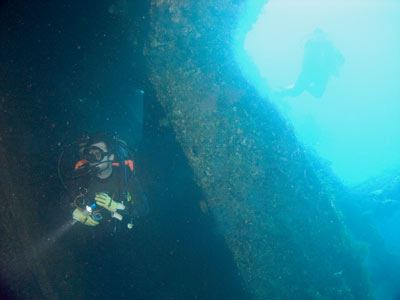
280;28;345;99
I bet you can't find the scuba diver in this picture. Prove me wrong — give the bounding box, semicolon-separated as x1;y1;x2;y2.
58;132;149;230
278;28;345;99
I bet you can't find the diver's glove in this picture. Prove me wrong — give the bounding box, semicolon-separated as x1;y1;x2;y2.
72;208;99;226
95;192;125;220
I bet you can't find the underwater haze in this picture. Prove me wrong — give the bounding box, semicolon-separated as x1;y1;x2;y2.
239;0;400;186
2;0;400;299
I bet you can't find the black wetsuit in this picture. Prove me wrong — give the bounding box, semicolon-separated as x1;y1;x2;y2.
284;33;344;99
69;164;149;225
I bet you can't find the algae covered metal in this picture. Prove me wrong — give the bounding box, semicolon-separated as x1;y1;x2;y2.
145;0;374;298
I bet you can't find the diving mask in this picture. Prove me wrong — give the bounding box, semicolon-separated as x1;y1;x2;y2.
83;146;110;163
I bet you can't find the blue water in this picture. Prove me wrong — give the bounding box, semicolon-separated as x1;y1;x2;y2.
234;2;400;299
1;0;400;299
236;0;400;187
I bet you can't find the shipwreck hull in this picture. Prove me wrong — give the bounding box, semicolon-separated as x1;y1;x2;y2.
146;1;373;298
